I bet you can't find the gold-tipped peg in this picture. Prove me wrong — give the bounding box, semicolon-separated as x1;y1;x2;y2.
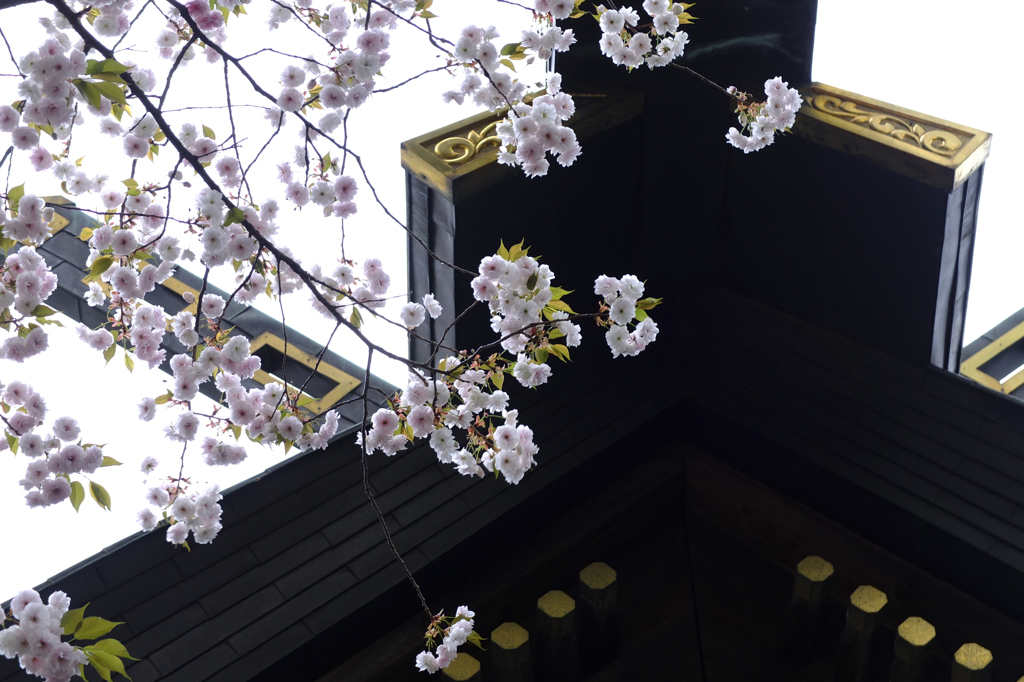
951;643;993;682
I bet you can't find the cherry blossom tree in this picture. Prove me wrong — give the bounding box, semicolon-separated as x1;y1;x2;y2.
0;0;803;677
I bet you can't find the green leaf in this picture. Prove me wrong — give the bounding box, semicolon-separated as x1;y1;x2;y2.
61;604;88;636
102;343;116;364
124;351;134;373
497;240;509;260
86;58;128;76
350;308;362;329
76;616;122;640
526;272;538;290
500;42;521;56
89;72;127;85
75;80;103;109
467;631;487;650
321;152;331;169
635;308;648;321
548;343;571;362
0;236;16;253
89;657;114;682
499;58;516;72
79;226;94;241
7;183;25;213
419;9;437;18
100;456;121;467
31;305;57;317
534;347;549;363
121;178;138;189
92;81;126;107
546;299;576;315
154;390;173;405
491;370;504;390
231;424;241;440
70;481;85;512
89;481;112;511
222;206;245;226
86;647;129;675
90;638;138;661
549;286;573;301
85;256;114;282
635;296;663;311
507;240;528;262
5;432;16;453
202;124;216;140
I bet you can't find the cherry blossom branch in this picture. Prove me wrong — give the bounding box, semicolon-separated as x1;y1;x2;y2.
360;347;434;622
173;440;188;496
293;320;342;409
374;65;451;94
157;34;197;109
222;58;255;202
236;48;332;70
0;25;23;77
162;0;475;277
112;0;155;50
41;203;197;226
494;0;534;9
47;0;441;376
668;62;738;99
267;0;340;52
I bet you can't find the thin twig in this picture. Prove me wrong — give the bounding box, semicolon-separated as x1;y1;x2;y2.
0;25;23;77
157;35;198;109
360;348;434;622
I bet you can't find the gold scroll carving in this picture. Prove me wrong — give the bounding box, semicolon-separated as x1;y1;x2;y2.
809;95;963;158
433;121;502;165
795;82;990;192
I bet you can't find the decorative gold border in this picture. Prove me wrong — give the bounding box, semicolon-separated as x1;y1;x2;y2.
959;321;1024;394
248;331;360;414
795;83;991;192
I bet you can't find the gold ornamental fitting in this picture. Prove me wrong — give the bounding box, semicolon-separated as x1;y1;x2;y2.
954;643;993;671
491;622;529;651
442;652;481;681
537;590;576;639
897;617;936;647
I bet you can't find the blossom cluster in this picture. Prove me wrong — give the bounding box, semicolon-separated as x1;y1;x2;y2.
445;22;579;178
472;250;566;355
0;242;57;362
0;589;84;682
725;77;804;153
415;605;478;674
359;251;656;490
494;75;580;177
0;381;115;509
593;274;660;357
595;1;692;69
138;481;225;545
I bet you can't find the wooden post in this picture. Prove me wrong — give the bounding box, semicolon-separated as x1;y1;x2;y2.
835;585;888;682
491;622;530;682
443;652;482;682
578;562;620;673
890;617;935;682
784;556;834;661
536;590;577;682
951;643;992;682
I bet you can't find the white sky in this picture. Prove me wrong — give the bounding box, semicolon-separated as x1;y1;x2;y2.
812;1;1024;344
1;0;1019;599
0;0;543;599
